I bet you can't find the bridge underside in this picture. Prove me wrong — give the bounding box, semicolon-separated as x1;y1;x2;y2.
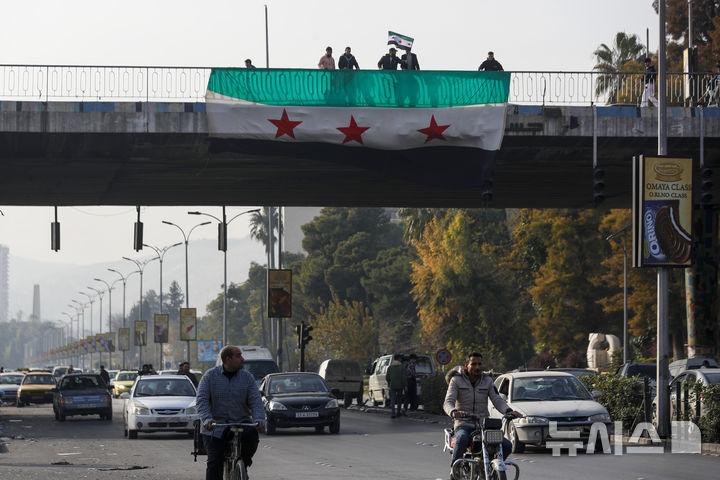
1;132;718;209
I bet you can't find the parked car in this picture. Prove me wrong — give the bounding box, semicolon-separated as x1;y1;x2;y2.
616;361;657;397
52;373;113;421
259;372;340;434
215;346;279;386
650;368;720;427
113;370;139;398
367;353;435;407
318;359;364;407
0;372;25;405
17;372;56;406
121;374;199;439
668;358;718;380
490;371;612;453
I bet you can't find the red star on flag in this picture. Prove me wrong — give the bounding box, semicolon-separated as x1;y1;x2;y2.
417;115;450;143
337;116;370;144
268;109;302;138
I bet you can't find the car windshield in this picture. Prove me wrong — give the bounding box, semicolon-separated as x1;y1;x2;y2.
268;375;328;394
703;373;720;385
0;374;24;384
415;357;433;375
117;372;138;381
244;361;279;380
61;375;102;389
512;376;592;401
134;378;195;397
22;375;55;385
627;364;656;380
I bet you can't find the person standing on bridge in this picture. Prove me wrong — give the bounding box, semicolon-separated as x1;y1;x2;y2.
378;47;402;70
244;59;256;69
478;51;503;71
641;57;658;107
318;46;336;69
338;47;360;70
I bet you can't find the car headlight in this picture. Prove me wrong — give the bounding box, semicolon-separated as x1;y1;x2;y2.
325;399;339;408
133;403;151;415
589;413;611;422
268;400;287;411
518;416;548;424
185;406;197;415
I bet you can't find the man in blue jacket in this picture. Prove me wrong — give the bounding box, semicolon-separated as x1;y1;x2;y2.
197;345;266;480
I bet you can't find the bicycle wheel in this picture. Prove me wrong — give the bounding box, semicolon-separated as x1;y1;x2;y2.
228;459;248;480
490;469;507;480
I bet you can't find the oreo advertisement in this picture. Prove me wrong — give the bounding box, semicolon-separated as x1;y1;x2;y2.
633;156;693;267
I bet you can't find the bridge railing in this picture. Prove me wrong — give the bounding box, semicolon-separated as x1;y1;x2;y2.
0;65;716;106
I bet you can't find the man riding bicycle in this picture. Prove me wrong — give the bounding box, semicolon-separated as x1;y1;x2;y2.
443;352;522;478
197;345;266;480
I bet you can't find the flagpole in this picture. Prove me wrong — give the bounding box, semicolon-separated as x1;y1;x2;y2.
265;4;269;68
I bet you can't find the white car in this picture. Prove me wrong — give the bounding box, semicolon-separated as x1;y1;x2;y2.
0;372;25;405
490;371;612;453
121;374;199;439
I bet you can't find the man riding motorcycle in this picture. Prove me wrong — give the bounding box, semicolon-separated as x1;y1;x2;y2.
443;352;522;478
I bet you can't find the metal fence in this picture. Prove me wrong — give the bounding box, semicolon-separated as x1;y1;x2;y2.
0;65;716;106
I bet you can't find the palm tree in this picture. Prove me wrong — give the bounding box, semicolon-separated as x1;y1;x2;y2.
249;207;281;256
593;32;646;104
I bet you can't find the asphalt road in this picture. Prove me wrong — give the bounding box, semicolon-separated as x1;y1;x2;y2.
1;400;719;479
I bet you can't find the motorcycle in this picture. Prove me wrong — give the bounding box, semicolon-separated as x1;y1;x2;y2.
443;413;520;480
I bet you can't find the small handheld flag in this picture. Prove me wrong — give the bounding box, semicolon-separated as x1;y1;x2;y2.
388;31;414;51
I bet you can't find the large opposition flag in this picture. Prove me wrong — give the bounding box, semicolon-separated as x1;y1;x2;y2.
388;31;414;51
205;68;510;189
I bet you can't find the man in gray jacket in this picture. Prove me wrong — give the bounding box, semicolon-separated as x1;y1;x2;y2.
443;352;521;474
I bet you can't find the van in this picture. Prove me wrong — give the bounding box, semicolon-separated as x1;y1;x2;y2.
318;359;364;407
215;345;279;385
367;354;435;407
669;357;718;379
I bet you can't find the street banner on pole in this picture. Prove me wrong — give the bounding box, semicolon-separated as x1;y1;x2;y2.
268;269;292;318
87;336;96;354
118;328;130;351
105;332;116;352
180;308;197;341
96;333;106;352
633;155;693;267
154;314;169;343
134;321;147;346
197;341;222;362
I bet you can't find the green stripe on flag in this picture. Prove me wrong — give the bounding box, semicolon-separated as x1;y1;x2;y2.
207;68;510;108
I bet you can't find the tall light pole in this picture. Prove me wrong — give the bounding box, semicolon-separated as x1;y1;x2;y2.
188;207;260;347
607;224;631;365
108;268;140;370
143;242;182;368
162;219;211;362
61;313;74;363
78;291;96;369
88;286;104;334
123;256;158;368
71;299;86;369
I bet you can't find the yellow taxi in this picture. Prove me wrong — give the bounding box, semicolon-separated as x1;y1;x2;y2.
113;371;139;398
17;372;56;407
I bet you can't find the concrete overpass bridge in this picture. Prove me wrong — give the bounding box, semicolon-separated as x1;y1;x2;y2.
1;65;719;209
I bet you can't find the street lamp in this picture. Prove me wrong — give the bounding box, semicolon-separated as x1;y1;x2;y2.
143;242;182;368
108;268;140;370
607;224;631;365
122;256;158;367
162;219;211;362
71;299;87;369
188;207;260;347
88;286;104;334
78;291;96;369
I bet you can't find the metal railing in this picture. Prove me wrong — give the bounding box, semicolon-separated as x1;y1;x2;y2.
0;65;716;106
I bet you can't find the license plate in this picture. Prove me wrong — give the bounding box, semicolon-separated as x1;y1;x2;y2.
296;411;319;418
77;404;96;409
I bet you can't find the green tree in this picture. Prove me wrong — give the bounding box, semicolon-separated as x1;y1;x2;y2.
593;32;646;103
249;207;280;256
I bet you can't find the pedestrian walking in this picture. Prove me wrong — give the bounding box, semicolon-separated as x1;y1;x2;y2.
318;46;336;69
178;361;199;388
378;47;402;70
403;354;419;412
401;51;420;70
99;365;110;385
386;354;407;418
244;58;256;69
478;51;504;71
338;47;360;70
641;58;658;107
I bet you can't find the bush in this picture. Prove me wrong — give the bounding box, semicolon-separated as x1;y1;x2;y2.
579;373;644;431
687;382;720;443
419;372;448;415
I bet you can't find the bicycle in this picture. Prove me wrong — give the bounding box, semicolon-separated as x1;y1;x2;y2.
443;413;520;480
192;419;258;480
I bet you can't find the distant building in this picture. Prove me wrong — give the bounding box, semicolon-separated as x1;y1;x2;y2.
0;245;8;322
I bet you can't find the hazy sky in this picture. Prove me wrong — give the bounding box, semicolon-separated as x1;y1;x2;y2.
0;1;660;318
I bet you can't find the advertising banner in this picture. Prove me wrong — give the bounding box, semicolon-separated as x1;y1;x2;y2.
154;314;169;343
134;321;147;346
118;328;130;351
197;340;223;362
87;336;96;354
96;333;106;352
633;156;694;267
268;269;292;318
180;308;197;341
105;332;116;352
